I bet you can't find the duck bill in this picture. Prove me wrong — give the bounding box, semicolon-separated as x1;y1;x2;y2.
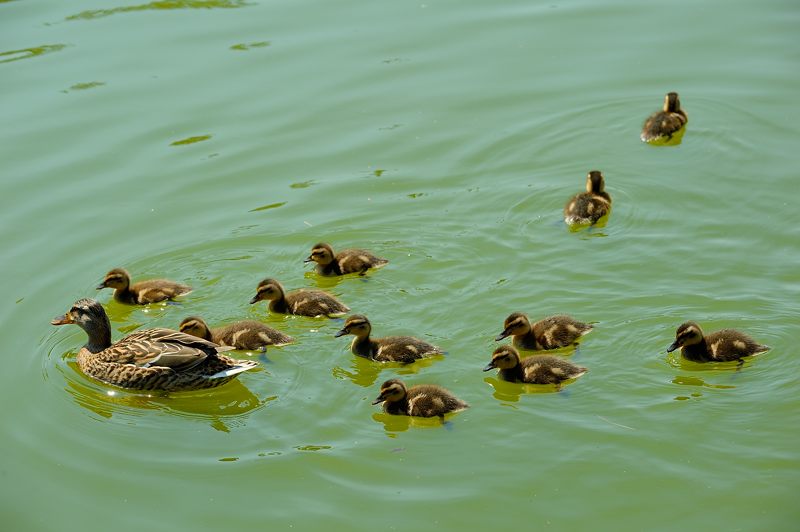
334;329;348;338
482;363;495;372
667;340;681;353
51;313;73;326
495;330;511;341
303;257;314;263
248;295;260;305
95;282;106;290
371;396;385;405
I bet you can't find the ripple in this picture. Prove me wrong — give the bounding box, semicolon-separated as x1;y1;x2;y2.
66;0;251;21
0;44;67;64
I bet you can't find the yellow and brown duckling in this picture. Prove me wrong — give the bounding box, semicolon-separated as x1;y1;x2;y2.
667;321;769;363
51;298;258;391
640;92;688;143
335;314;443;363
97;267;191;305
305;242;389;276
484;345;587;386
564;170;612;226
496;312;592;350
249;278;349;318
372;378;468;418
178;316;293;352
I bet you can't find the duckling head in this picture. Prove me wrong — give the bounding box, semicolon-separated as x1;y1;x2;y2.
667;321;704;352
335;314;372;338
305;243;335;266
664;92;682;113
178;316;211;339
586;170;605;194
51;298;111;340
249;278;284;304
372;378;408;405
97;268;130;290
496;312;531;341
483;345;521;371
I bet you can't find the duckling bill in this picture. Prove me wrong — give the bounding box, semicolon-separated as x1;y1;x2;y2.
52;298;257;391
667;321;769;363
372;378;468;418
305;242;388;276
335;314;442;363
97;268;191;305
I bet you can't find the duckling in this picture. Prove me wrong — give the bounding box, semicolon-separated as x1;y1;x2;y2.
178;316;294;351
249;278;349;317
305;242;388;276
483;345;587;386
51;298;258;391
667;321;769;363
564;170;612;226
335;314;443;363
641;92;688;143
97;268;191;304
372;378;468;418
496;312;592;350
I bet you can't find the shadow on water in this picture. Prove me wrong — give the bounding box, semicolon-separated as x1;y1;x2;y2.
331;354;444;388
58;358;272;432
65;0;251;21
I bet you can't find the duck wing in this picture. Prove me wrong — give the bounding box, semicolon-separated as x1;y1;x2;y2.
104;328;229;371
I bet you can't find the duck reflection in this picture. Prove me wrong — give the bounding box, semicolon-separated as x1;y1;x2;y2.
61;360;272;432
483;376;565;402
331;354;442;388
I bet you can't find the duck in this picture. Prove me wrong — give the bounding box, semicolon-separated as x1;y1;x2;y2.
178;316;294;351
335;314;442;363
641;92;688;143
667;321;769;363
496;312;592;350
96;268;191;304
372;378;468;418
564;170;612;226
483;345;587;386
249;278;349;317
51;298;258;391
304;242;388;276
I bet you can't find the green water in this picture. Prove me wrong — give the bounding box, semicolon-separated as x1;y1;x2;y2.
3;0;798;530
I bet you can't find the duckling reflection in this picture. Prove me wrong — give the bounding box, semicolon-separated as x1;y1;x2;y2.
497;312;592;351
97;268;191;304
305;242;388;276
564;170;611;227
641;92;688;144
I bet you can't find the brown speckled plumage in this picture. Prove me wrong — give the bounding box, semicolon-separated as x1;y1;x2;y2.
249;278;349;318
305;242;388;276
179;316;294;351
97;268;191;304
641;92;688;143
484;345;587;385
52;299;257;391
667;321;769;363
372;379;468;418
335;314;442;363
564;170;612;226
496;312;592;350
